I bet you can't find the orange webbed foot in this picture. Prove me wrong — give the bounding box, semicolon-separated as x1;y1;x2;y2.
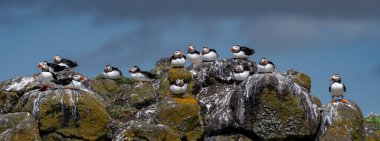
330;100;336;103
340;99;347;103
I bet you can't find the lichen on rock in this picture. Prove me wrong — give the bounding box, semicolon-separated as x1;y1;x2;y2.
0;112;41;141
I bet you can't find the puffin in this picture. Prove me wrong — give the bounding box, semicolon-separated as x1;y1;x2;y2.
53;55;78;69
201;47;218;62
38;63;58;91
329;74;347;103
169;79;187;94
103;65;122;79
37;60;66;72
186;45;201;64
170;50;186;68
128;66;157;82
230;45;255;59
52;74;87;90
233;64;251;81
257;58;275;73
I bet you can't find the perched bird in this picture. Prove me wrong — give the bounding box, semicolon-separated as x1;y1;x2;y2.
186;45;201;64
201;47;218;62
329;74;347;103
169;79;187;95
233;64;251;81
103;65;122;79
230;45;255;59
53;55;78;69
38;63;58;91
258;58;275;73
52;74;87;90
170;50;186;68
128;66;157;82
37;60;66;72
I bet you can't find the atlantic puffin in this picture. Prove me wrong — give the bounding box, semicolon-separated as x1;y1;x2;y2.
186;45;201;64
329;74;347;103
52;74;87;90
233;64;251;81
37;60;66;72
53;55;78;69
169;79;187;95
258;58;275;73
103;65;122;79
201;47;218;62
230;45;255;59
128;66;157;82
38;63;58;91
170;50;186;68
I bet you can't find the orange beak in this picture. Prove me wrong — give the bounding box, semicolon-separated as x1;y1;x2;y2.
80;76;86;81
36;64;41;69
329;77;333;81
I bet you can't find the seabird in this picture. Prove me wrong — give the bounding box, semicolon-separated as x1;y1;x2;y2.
201;47;218;62
230;45;255;59
233;64;251;81
186;45;201;64
103;65;122;79
53;55;78;69
128;66;157;82
258;58;275;73
329;74;347;103
170;50;186;68
169;79;187;94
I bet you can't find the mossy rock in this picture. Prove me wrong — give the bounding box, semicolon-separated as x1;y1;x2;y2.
205;134;253;141
168;68;192;82
157;94;203;140
285;70;311;92
14;89;110;140
0;112;41;141
85;78;123;105
318;100;364;141
121;122;180;141
0;91;19;114
125;82;157;109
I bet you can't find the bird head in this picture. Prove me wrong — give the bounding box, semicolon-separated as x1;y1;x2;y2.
259;58;268;65
72;74;86;82
173;50;183;57
230;45;240;53
187;45;195;53
234;64;244;73
175;79;185;87
128;66;139;74
201;47;210;55
330;74;341;83
53;55;62;63
104;65;112;73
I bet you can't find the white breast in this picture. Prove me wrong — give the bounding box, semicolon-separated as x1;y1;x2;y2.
103;71;122;79
40;72;54;84
258;64;274;73
170;84;187;94
171;58;186;67
187;54;201;64
202;52;218;62
331;83;344;96
131;72;154;82
232;51;249;59
233;71;250;81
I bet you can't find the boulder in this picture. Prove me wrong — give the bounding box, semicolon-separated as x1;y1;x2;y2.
14;89;110;140
318;100;364;141
114;121;180;141
157;94;203;140
198;72;320;140
0;112;41;141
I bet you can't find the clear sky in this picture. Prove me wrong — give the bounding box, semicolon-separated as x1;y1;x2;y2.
1;0;379;114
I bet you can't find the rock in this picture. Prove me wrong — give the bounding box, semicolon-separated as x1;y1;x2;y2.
364;113;380;141
198;72;320;140
318;100;364;141
14;89;110;140
284;70;311;92
157;94;203;140
0;76;41;113
125;82;157;109
189;59;257;87
0;112;41;141
114;121;180;141
205;134;253;141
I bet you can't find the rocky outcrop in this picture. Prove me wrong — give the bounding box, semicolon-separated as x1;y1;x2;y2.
196;72;320;140
0;112;41;141
0;57;369;141
318;100;364;141
15;89;110;140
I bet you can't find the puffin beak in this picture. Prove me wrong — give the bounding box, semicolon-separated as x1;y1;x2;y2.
80;76;86;81
187;47;191;51
36;64;41;69
230;47;234;52
128;70;132;73
329;77;333;81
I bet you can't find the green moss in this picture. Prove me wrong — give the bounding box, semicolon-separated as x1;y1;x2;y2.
290;72;311;92
259;87;310;131
114;77;135;85
157;96;203;140
168;68;192;82
365;114;380;130
108;104;135;119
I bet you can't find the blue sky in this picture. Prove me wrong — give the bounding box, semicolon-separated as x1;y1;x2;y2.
1;0;379;114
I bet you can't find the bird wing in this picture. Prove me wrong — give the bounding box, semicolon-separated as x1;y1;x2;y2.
112;67;123;76
52;77;72;85
343;84;346;92
241;47;255;55
48;63;66;72
210;49;218;57
141;71;157;79
329;84;332;92
268;61;275;69
62;59;78;67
